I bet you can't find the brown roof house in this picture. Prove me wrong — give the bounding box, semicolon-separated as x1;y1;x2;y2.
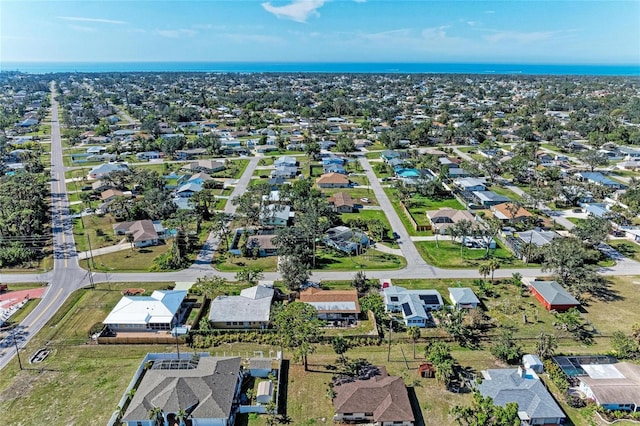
113;220;165;248
578;361;640;412
181;159;226;174
332;367;415;425
300;288;360;325
426;208;475;234
317;172;350;188
328;192;356;213
491;202;533;223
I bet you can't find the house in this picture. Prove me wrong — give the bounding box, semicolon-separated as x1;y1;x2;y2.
448;287;480;310
121;355;243;426
317;172;350;188
472;191;512;207
477;367;566;425
87;162;128;180
135;151;163;161
526;279;580;312
175;182;203;198
578;362;640;412
86;145;107;154
270;166;298;179
92;179;112;192
323;164;346;174
454;177;486;192
260;204;291;227
208;283;274;329
100;188;124;203
181;159;226;174
575;172;626;190
246;234;278;257
175;148;207;160
332;367;415;426
249;357;274;378
382;285;443;328
618;146;640;158
327;192;356;213
322;156;345;166
447;167;473;179
103;290;187;332
274;156;297;167
324;226;370;254
113;220;165;248
18;118;38;127
491;202;533;222
299;288;361;325
381;150;402;163
426;208;475;234
508;229;560;261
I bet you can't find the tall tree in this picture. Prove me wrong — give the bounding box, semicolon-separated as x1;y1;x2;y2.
279;256;310;292
450;391;519;426
272;302;323;371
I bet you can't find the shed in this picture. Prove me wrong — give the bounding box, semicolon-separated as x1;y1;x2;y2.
523;354;544;373
419;362;436;378
256;380;274;404
528;280;580;312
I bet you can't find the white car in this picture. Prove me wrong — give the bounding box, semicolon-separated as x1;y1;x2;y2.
360;198;370;203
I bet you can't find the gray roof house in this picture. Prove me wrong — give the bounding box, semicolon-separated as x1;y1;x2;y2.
527;279;580;311
121;355;243;426
477;367;566;425
448;287;480;310
472;190;511;207
383;286;443;328
208;283;274;329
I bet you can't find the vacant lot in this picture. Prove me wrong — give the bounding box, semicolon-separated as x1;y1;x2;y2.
414;240;528;268
80;243;172;272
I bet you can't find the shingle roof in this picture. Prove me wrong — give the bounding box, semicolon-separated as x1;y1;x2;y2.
328;192;355;208
333;370;415;423
478;368;565;421
448;287;480;306
300;288;360;314
122;357;241;422
317;172;350;185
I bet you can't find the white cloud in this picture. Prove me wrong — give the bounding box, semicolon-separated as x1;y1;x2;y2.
484;30;555;44
155;29;197;38
261;0;326;23
59;16;126;25
421;26;450;41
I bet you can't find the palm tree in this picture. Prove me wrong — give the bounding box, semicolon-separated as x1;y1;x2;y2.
478;262;490;281
175;408;188;426
407;326;420;359
488;259;501;281
148;407;163;426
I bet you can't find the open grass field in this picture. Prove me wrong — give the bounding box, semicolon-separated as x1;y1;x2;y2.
322;187;379;205
80;243;172;272
341;209;393;239
72;214;121;252
414;240;530;268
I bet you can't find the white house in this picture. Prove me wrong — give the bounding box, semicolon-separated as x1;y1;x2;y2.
103;290;187;332
448;287;480;310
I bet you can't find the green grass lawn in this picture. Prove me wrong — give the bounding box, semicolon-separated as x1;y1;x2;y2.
72;214;121;252
80;243;172;272
214;253;279;272
414;239;531;268
314;248;406;271
341;210;393;239
608;240;640;262
487;185;520;201
322;187;379;205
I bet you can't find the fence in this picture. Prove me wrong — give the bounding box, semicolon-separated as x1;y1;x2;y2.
399;201;431;232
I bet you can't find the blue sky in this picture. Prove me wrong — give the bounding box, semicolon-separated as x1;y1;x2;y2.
1;0;639;64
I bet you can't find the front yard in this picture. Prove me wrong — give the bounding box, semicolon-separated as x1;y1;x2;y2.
414;239;530;268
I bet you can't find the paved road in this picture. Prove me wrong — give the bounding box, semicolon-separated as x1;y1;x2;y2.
0;83;89;370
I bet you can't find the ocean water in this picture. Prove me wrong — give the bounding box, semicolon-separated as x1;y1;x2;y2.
1;61;638;76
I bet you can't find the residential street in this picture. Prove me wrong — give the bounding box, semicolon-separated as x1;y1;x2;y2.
3;97;640;371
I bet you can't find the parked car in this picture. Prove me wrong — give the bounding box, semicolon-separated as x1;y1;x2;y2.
361;198;370;203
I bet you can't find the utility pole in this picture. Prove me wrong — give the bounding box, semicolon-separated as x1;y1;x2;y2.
13;330;23;370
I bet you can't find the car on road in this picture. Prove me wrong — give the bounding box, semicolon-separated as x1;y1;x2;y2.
392;232;400;240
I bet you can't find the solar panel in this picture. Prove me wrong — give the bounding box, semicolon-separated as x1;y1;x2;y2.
419;294;440;305
151;359;199;370
402;303;412;316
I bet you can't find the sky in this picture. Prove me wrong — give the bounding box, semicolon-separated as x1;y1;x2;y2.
1;0;639;65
